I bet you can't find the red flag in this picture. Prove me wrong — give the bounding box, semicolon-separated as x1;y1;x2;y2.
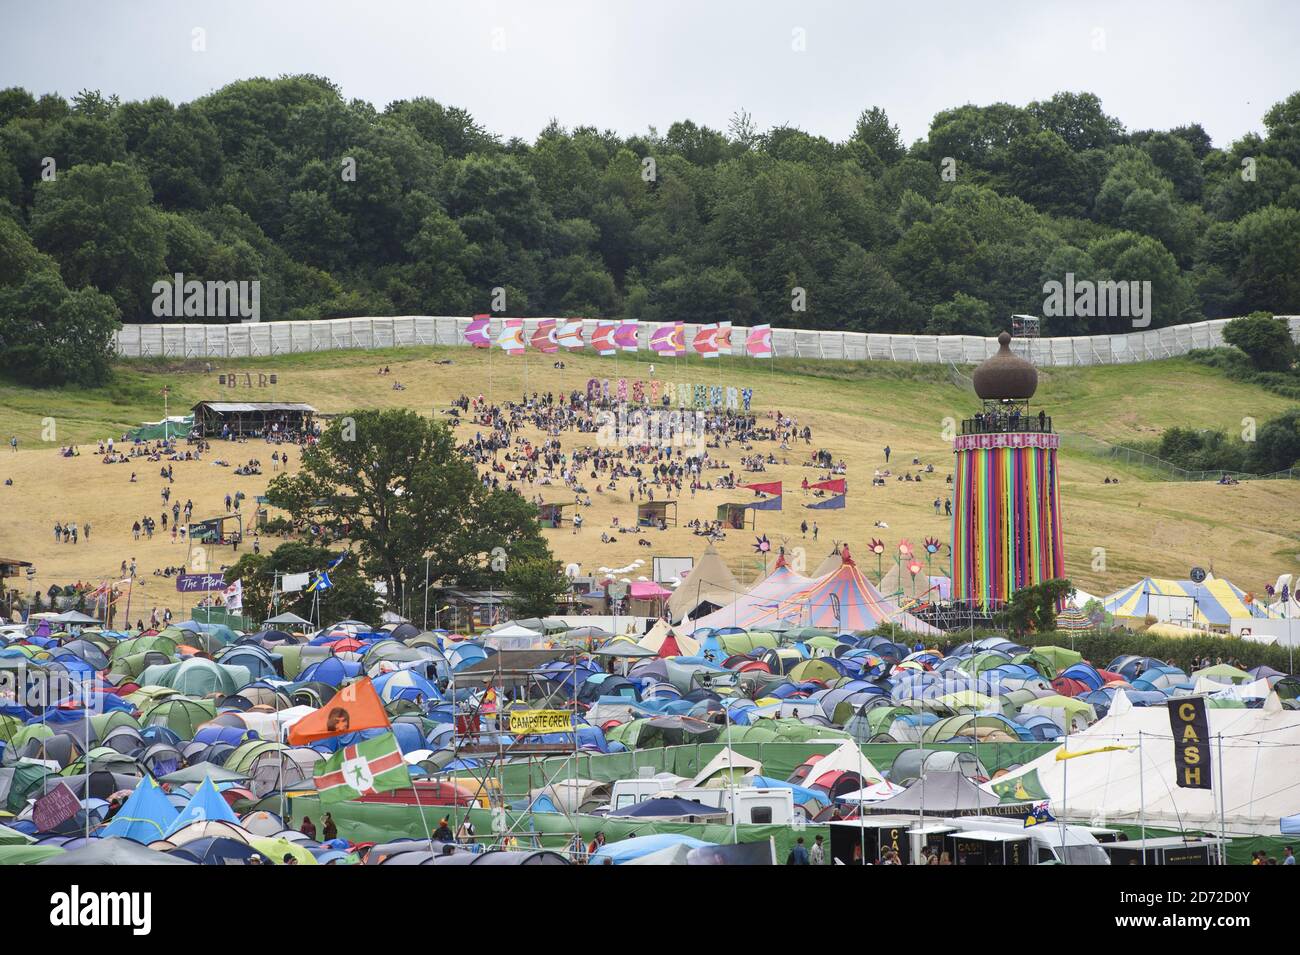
530;319;558;353
739;480;783;496
746;324;773;358
809;478;846;493
286;677;390;746
591;320;618;356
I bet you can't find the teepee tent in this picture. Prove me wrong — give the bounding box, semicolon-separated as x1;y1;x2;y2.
667;544;742;623
811;545;844;579
638;620;701;658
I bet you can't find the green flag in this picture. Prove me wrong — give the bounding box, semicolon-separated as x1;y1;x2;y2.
991;768;1048;803
313;732;411;804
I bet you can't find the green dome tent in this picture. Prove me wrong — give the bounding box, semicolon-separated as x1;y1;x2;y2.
140;698;217;738
140;658;251;697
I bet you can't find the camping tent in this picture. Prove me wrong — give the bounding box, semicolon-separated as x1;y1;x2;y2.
667;544;743;623
868;771;1008;815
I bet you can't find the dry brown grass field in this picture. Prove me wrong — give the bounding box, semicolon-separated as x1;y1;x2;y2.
1;345;1297;621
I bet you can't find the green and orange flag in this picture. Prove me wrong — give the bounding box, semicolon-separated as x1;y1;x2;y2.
287;677;389;746
314;732;410;803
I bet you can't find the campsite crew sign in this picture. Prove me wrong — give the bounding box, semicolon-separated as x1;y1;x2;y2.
1169;697;1212;789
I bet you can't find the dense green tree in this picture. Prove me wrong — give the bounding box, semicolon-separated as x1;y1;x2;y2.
29;162;165;317
2;76;1300;352
1221;312;1297;372
225;543;381;625
503;558;572;619
0;270;119;385
266;409;552;610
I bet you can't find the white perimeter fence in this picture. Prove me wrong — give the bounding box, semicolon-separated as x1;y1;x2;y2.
114;316;1300;367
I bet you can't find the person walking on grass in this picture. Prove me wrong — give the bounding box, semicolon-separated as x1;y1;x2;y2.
788;837;810;865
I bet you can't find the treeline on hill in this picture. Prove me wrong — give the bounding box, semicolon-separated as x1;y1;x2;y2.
2;77;1300;387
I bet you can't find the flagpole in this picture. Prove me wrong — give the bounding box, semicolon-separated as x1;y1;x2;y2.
1216;732;1226;863
84;673;92;841
1138;730;1146;861
1059;737;1069;865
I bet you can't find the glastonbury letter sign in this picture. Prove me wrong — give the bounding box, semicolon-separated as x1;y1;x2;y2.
586;377;753;411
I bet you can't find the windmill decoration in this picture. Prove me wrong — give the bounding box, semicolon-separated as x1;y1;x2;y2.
753;534;772;575
868;538;886;584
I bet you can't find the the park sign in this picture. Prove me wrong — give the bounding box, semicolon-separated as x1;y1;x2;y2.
176;573;227;593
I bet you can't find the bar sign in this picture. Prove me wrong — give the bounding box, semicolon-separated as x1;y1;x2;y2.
1168;696;1212;789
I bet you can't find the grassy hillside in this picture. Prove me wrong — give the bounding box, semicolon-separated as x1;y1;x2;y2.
1;347;1296;619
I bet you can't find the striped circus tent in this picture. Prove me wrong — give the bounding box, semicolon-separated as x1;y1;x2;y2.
1103;577;1268;627
691;553;816;631
750;546;941;636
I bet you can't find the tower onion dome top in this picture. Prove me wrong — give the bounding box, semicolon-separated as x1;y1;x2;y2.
973;331;1038;400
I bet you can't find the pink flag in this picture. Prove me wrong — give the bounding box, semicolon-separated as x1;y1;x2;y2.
649;322;685;356
530;319;558;353
746;324;773;358
465;314;491;348
614;320;639;352
496;318;525;355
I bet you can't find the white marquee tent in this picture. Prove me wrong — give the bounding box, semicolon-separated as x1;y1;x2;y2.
988;691;1300;834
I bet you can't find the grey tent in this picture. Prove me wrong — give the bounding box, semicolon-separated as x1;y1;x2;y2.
264;612;312;627
40;837;195;865
51;610;102;625
159;764;252;785
864;771;1016;816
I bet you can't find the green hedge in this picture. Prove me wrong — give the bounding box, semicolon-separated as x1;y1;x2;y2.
1013;629;1294;675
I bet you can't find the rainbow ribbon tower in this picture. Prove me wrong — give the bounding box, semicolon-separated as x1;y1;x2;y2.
951;332;1065;606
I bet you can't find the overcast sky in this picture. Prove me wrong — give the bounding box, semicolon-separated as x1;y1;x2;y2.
1;0;1295;149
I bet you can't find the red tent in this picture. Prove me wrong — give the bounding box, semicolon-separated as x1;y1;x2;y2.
1050;676;1090;697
